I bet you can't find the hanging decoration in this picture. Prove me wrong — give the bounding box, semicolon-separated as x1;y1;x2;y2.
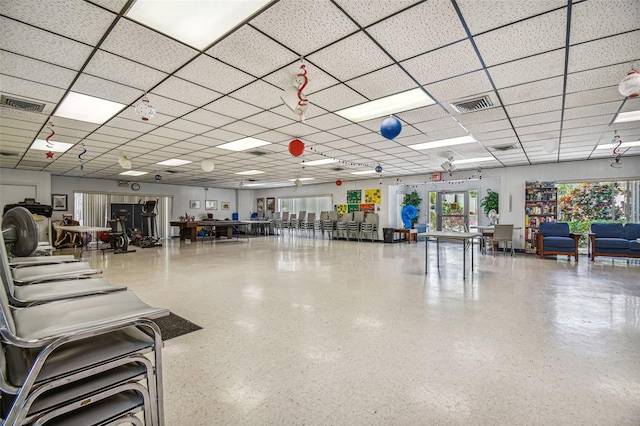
118;154;132;169
134;94;156;121
281;60;309;122
618;66;640;98
305;146;377;168
542;140;558;153
288;139;305;157
294;178;302;187
375;164;383;174
78;143;87;170
380;116;402;140
239;181;245;189
335;180;342;186
201;160;215;172
155;174;162;181
44;122;55;158
610;132;630;168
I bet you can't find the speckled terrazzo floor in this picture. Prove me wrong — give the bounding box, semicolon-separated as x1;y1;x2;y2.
83;235;640;426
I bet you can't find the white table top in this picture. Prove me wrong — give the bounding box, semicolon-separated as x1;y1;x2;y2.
475;226;522;231
418;231;482;239
60;226;112;232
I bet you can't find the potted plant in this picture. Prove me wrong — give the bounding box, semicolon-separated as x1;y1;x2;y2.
480;189;499;217
401;190;423;228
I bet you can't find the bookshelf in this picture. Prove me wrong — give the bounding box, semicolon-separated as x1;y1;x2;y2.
525;181;557;254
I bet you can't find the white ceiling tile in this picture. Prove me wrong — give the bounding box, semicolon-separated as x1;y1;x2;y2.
425;71;494;103
346;65;417;99
139;95;195;118
465;119;512;134
401;40;483;85
563;101;621;121
250;0;358;55
505;96;563;118
206;25;297;77
90;0;128;13
230;81;285;109
308;32;393;81
475;9;566;66
571;0;640;45
520;131;560;143
204;97;262;119
164;119;214;135
107;117;157;134
275;122;319;138
72;74;142;105
367;1;467;61
221;120;268;137
304;113;351;130
367;139;403;150
324;139;358;149
244;111;296;129
101;18;198;73
328;124;370;138
270;103;325;121
562;115;612;129
515;122;560;135
0;75;65;104
396;105;450;124
1;0;117;45
136;134;179;146
335;0;420;27
303;132;341;144
489;50;566;88
309;84;368;111
85;50;168;90
0;108;49;126
0;17;92;70
177;55;255;93
511;111;561;127
456;107;508;126
98;126;141;140
201;128;243;142
568;30;640;73
566;63;633;93
620;97;640;112
252;130;291;143
0;51;77;89
457;0;566;35
562;125;609;138
498;77;565;105
425;127;469;140
151;77;222;107
413;117;461;133
181;109;236;128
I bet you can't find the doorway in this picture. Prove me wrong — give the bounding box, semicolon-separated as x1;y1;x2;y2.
436;191;470;232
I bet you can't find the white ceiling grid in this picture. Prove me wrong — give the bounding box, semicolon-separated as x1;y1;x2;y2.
0;0;638;188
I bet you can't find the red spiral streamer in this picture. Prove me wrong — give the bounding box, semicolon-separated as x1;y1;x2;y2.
297;64;308;107
45;122;55;148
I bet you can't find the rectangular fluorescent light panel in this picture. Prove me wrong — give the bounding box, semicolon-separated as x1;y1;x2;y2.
408;135;477;151
288;178;314;181
451;156;495;165
156;159;193;166
126;0;271;50
217;137;270;152
301;158;339;166
235;170;265;175
119;170;148;176
335;88;435;122
54;92;125;124
613;110;640;123
351;170;378;175
243;183;265;187
30;139;73;153
595;140;640;150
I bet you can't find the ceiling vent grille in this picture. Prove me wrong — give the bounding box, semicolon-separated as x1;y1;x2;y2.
331;166;345;171
249;150;269;156
491;144;517;151
0;151;20;157
1;95;46;112
451;95;493;113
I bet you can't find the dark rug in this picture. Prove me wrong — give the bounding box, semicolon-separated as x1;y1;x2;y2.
154;312;202;340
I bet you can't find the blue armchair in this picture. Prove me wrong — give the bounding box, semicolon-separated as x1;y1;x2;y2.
536;222;580;262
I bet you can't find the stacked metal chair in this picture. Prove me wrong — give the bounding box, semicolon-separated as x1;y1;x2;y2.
335;213;351;240
321;212;337;240
301;213;315;238
272;212;282;236
0;207;168;425
359;213;379;242
347;211;364;241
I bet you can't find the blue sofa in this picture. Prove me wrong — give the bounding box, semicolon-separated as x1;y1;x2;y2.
589;223;640;261
536;222;580;262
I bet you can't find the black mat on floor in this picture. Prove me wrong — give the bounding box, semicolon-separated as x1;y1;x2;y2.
154;312;202;341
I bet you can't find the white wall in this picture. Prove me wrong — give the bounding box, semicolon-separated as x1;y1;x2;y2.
0;168;51;209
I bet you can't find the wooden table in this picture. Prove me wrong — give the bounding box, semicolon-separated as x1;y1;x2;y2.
170;221;198;241
393;228;417;243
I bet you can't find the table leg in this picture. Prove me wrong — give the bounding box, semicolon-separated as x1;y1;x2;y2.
463;239;466;280
471;237;474;271
425;237;429;274
436;238;440;268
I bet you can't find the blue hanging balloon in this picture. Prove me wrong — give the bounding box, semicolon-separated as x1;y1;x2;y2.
375;164;383;174
380;116;402;140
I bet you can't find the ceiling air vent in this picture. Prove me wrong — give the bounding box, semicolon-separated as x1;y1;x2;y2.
1;95;46;112
248;150;269;156
491;144;517;151
451;95;493;113
332;166;345;171
0;151;20;157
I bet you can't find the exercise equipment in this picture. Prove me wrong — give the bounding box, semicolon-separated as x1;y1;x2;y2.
108;210;136;254
1;206;39;256
139;200;162;248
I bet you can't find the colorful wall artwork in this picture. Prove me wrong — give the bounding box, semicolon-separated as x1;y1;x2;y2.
347;190;362;204
348;204;360;213
335;204;348;215
359;203;375;215
365;189;381;204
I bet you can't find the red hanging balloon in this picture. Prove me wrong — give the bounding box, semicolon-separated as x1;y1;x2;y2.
288;139;305;156
336;180;342;186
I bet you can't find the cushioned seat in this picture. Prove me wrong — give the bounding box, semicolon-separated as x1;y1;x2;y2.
589;222;640;261
594;238;630;249
536;222;580;262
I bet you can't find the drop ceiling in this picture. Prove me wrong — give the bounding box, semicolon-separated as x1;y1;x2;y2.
0;0;639;189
